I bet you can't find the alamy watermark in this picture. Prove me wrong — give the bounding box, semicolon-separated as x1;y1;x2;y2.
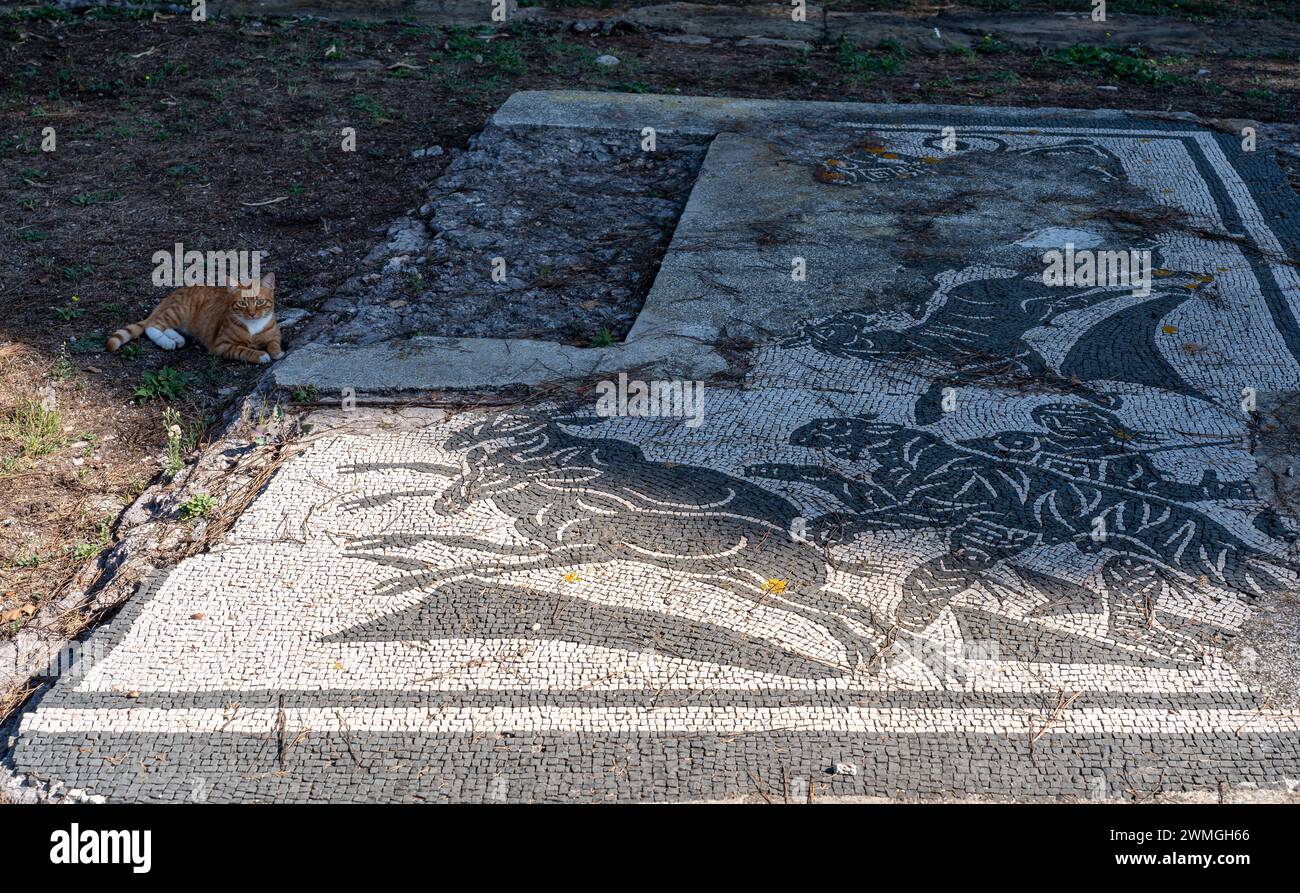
1042;243;1152;297
50;824;151;874
151;242;265;292
594;372;705;428
39;640;109;680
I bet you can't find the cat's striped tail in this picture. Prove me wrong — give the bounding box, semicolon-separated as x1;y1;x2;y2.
106;322;146;353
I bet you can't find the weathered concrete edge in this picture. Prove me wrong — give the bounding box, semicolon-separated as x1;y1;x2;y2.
272;333;728;393
490;90;1210;136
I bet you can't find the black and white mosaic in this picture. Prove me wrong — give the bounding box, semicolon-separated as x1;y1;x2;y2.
13;98;1300;801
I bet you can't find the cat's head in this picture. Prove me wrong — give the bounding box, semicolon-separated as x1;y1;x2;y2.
229;272;276;320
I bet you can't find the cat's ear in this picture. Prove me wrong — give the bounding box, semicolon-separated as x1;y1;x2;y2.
260;272;276;291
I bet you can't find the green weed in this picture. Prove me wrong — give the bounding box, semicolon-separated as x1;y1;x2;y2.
179;493;216;520
133;366;190;403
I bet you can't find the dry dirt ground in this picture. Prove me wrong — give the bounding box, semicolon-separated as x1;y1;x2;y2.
1;2;1298;704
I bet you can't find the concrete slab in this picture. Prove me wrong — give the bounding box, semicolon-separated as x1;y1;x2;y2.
489;89;1159;135
273;333;726;391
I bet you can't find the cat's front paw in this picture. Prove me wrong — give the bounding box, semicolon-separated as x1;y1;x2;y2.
269;350;285;361
256;352;271;364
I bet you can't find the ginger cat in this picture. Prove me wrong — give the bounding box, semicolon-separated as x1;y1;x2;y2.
107;273;284;364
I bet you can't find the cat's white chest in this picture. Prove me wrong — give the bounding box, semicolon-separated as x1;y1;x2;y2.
241;313;274;336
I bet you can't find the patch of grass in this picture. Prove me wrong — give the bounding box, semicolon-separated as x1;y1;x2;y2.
179;493;216;520
973;33;1011;55
71;189;123;205
68;331;106;355
133;366;190;403
161;407;206;476
832;36;906;80
962;70;1022;84
144;59;190;86
443;26;492;63
11;552;46;568
291;385;319;403
0;6;77;24
1101;0;1285;22
70;519;112;560
350;94;387;121
163;407;185;477
967;0;1279;19
49;295;83;321
489;42;527;76
608;80;655;94
201;356;223;386
50;349;77;383
434;28;527;78
537;34;599;74
1;398;63;461
590;326;616;347
1045;44;1187;86
18;229;49;243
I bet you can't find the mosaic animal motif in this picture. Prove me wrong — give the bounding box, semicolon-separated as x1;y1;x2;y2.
785;264;1204;423
334;413;884;673
815;136;1125;186
747;401;1293;661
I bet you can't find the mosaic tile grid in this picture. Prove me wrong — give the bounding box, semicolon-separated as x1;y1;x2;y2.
13;108;1300;801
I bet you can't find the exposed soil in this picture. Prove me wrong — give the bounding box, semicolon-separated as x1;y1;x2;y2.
1;4;1298;644
537;0;1300;18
